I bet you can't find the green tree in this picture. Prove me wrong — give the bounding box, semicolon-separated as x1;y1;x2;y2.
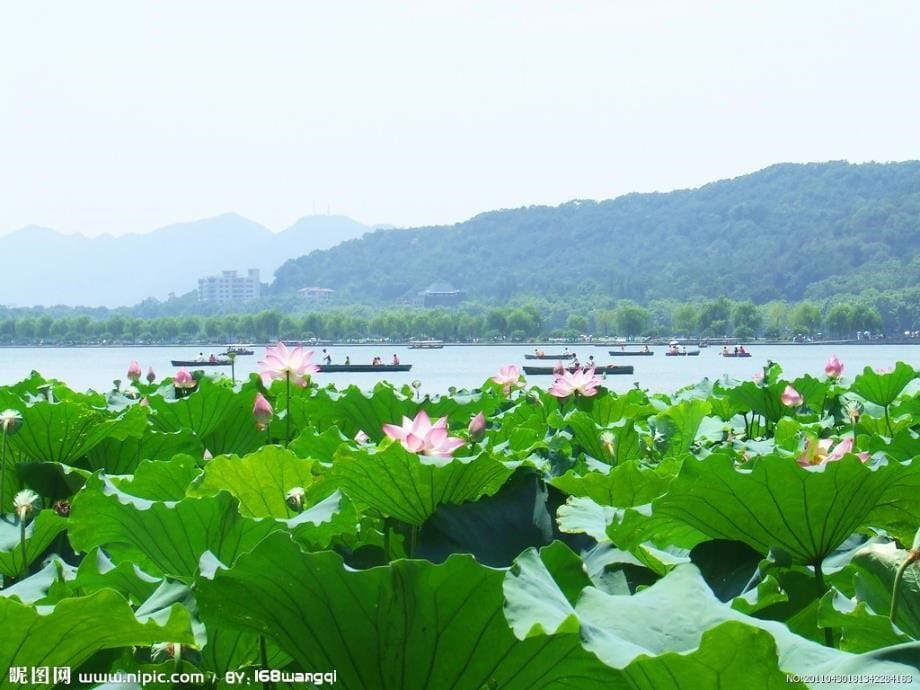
732;301;763;338
671;304;699;336
614;302;649;339
790;302;822;336
698;298;732;337
825;304;853;338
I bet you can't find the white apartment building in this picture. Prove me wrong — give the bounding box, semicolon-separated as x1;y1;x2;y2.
198;269;261;303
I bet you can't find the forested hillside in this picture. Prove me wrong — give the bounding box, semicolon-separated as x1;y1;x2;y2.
271;161;920;304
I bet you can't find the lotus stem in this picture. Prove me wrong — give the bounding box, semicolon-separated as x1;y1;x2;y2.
409;524;418;558
814;559;835;648
284;371;291;446
0;432;6;515
260;634;272;690
19;517;27;580
890;550;920;623
884;405;893;437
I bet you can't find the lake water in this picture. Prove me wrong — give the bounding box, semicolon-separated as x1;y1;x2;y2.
1;343;918;397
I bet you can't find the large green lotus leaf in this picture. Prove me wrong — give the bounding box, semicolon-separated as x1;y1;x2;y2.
573;387;654;426
551;461;675;507
727;380;787;423
285;490;359;549
8;398;140;465
790;374;830;411
416;472;554;567
0;559;70;604
191;446;322;518
289;425;351;460
0;589;194;690
850;542;920;640
331;443;513;525
146;377;236;439
866;428;920;464
556;496;616;542
505;554;920;685
650;453;920;564
86;427;203;474
201;388;266;456
289;383;415;441
852;362;918;408
111;455;201;501
196;532;620;690
653;398;711;458
68;476;282;580
43;548;161;606
818;590;911;652
557;411;641;465
0;511;67;577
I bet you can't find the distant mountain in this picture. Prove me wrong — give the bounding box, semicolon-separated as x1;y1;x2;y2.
0;214;372;306
271;161;920;304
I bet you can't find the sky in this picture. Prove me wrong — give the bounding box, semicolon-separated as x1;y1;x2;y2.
1;1;918;237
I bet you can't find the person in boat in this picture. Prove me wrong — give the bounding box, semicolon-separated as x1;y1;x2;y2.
392;353;400;365
739;345;747;354
643;344;650;352
586;355;595;369
322;349;332;365
553;360;565;375
196;352;205;362
208;353;216;363
733;346;739;355
722;346;730;355
344;356;351;365
372;356;381;366
571;356;581;371
680;346;686;355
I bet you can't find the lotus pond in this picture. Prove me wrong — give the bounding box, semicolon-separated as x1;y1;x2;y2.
0;355;918;689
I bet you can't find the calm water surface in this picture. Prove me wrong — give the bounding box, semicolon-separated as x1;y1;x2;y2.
1;344;918;397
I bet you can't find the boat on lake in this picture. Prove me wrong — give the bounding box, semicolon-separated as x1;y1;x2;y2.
524;352;576;360
171;359;233;367
317;364;412;372
721;352;752;358
607;350;654;356
409;340;444;349
223;344;254;356
523;364;634;375
665;350;701;357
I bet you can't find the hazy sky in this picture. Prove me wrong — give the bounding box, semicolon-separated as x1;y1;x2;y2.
2;2;918;236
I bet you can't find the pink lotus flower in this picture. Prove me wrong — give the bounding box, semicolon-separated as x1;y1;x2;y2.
354;430;370;444
252;392;273;431
146;367;156;383
824;355;844;379
382;410;465;458
468;411;486;442
173;368;195;389
549;367;601;398
127;360;142;382
492;365;524;394
797;436;870;467
258;342;319;388
780;385;803;407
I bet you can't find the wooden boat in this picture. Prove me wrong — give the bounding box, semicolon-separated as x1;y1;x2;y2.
664;350;700;357
317;364;412;372
171;359;233;367
607;350;654;356
524;353;575;360
721;352;752;358
409;340;444;349
522;365;634;375
223;345;254;356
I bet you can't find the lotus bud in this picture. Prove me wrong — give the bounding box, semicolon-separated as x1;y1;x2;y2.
286;486;306;512
14;489;41;523
846;401;862;423
127;360;142;382
252;392;273;431
146;366;156;383
354;430;370;444
468;412;486;442
780;385;803;407
0;409;23;436
824;355;844;379
599;431;615;458
173;368;195;389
